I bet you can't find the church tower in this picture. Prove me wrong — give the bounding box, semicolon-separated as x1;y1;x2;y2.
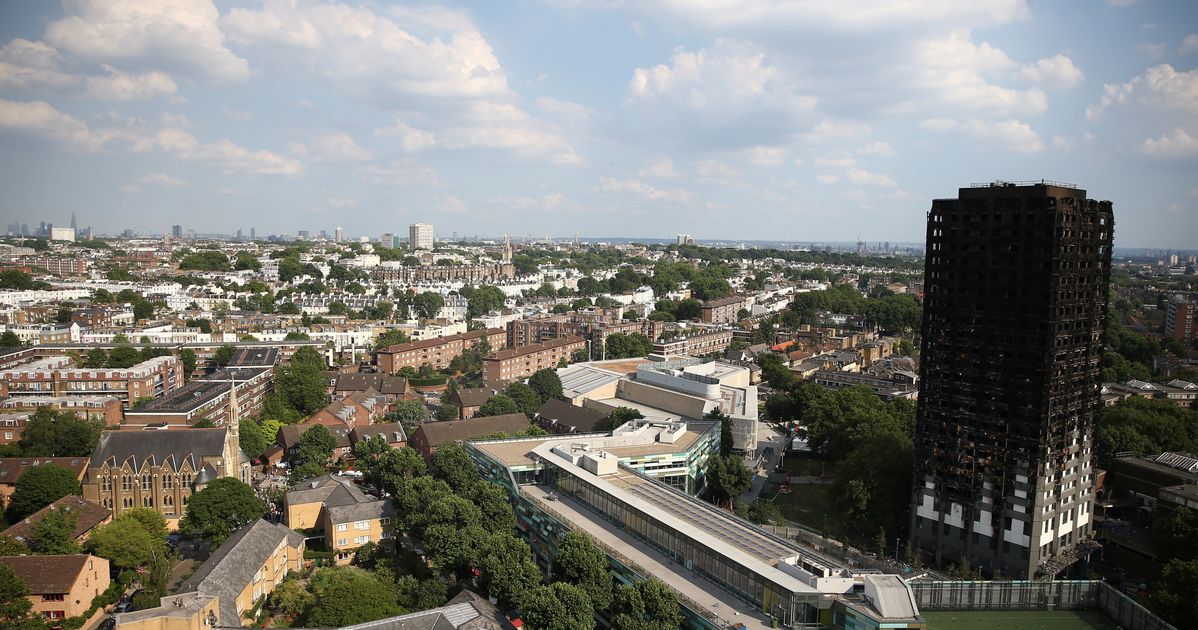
222;376;246;481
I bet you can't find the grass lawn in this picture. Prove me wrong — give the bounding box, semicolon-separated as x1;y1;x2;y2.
923;610;1120;630
759;483;841;536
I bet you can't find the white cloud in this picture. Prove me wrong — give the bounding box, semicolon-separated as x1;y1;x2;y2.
1141;128;1198;158
629;39;816;112
536;97;593;126
45;0;249;83
913;31;1047;116
639;157;682;179
1181;34;1198;55
741;145;787;166
814;156;857;168
220;105;252;122
0;39;76;90
139;173;189;188
857;141;894;157
119;184;140;193
815;174;840;184
84;65;178;101
362;159;443;187
1136;43;1167;59
326;196;357;208
439;196;467;214
486;193;574;211
374;117;437;152
441;101;581;164
695;159;741;179
810;119;871;139
845;167;897;187
597;177;693;203
642;1;1028;31
1020;54;1083;88
0;98;300;174
224;0;507;99
1087;64;1198;119
919;117;1045;152
289;132;373;162
0;39;178;101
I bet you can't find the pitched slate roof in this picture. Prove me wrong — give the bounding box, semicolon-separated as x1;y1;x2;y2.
306;590;508;630
177;519;304;627
334;373;408;395
534;398;607;434
0;554;91;594
451;388;497;408
351;422;408;445
0;457;88;485
89;428;229;473
413;414;531;448
4;495;111;543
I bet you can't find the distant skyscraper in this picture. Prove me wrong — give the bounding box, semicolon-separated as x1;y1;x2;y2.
171;225;183;239
409;223;433;251
70;213;77;230
910;181;1113;580
298;230;310;240
334;226;344;243
250;227;256;240
676;234;693;245
379;232;394;249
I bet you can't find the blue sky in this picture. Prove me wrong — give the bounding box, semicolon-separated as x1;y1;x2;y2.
0;0;1195;247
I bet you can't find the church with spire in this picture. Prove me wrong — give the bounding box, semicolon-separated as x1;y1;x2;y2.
82;379;250;528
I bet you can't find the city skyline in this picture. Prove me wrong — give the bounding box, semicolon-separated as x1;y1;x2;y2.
0;1;1195;247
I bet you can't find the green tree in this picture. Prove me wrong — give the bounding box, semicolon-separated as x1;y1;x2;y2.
802;386;914;460
1096;397;1198;468
296;424;337;474
428;445;480;495
601;407;644;432
708;408;734;457
179;250;229;271
528;368;564;402
1150;558;1198;628
87;510;168;570
0;563;36;628
1;330;22;347
180;348;197;379
213;344;237;367
388;399;428;433
411;292;445;320
276;347;328;414
552;532;613;612
474;482;517;534
706;455;751;508
370;448;430;500
179;478;264;546
375;329;409;350
28;506;80;555
306;566;402;626
478;533;541;607
394;575;448;612
5;463;81;521
504;382;543;416
16;407;103;457
132;300;155;321
831;431;914;538
463;285;506;318
1152;506;1198;562
605;333;653;359
238;417;270;461
436;404;459;421
519;582;594;630
0;535;28;556
478;394;520;417
611;579;683;630
234;251;261;271
0;270;38;290
268;578;313;621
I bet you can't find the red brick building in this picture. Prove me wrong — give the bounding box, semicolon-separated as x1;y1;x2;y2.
377;328;506;374
482;336;585;385
0;355;182;406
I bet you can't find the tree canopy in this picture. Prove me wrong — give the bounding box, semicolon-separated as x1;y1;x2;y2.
5;463;81;521
528;368;564;402
179;478;264;546
15;407;103;457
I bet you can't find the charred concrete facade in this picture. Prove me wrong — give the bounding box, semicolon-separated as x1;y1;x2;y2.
910;182;1113;580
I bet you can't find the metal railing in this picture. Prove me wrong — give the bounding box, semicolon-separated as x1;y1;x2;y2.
968;179;1078;189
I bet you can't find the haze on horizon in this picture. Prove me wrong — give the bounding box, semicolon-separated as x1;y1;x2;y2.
0;0;1196;248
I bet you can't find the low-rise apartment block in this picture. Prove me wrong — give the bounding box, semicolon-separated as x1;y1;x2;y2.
700;295;750;324
377;328;506;374
482;336;586;385
0;355;182;406
123;367;271;428
284;474;395;563
119;520;303;630
652;328;734;358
